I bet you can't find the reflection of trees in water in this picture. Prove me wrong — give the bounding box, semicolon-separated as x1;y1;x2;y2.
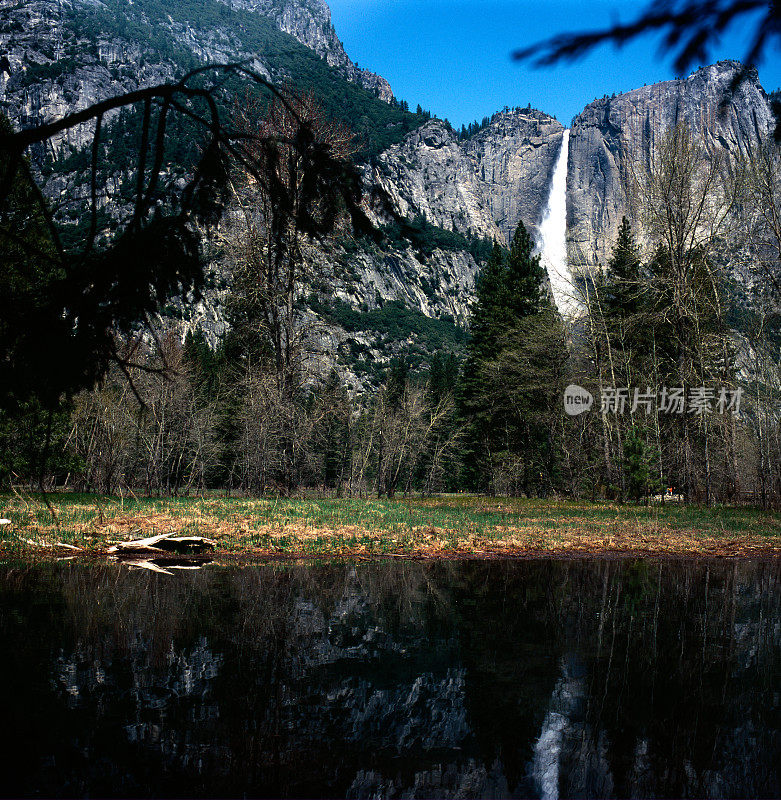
529;560;781;799
0;559;778;798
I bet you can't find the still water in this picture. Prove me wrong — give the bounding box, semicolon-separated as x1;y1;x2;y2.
0;558;778;799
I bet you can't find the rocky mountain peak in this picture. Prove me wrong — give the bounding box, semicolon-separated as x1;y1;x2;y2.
474;105;560;138
465;108;564;244
215;0;392;100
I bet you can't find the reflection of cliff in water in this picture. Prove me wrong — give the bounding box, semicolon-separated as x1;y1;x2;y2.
0;559;778;798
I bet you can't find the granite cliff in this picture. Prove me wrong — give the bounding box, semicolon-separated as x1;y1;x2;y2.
1;0;776;381
568;61;775;268
184;105;568;391
365;109;565;245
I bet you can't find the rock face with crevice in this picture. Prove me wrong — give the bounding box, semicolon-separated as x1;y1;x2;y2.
365;108;565;247
567;61;775;268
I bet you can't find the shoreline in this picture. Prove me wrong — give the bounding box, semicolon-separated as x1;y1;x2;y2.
5;536;781;564
1;494;779;563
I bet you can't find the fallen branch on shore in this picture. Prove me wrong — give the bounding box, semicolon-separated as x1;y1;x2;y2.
107;531;216;555
20;537;83;551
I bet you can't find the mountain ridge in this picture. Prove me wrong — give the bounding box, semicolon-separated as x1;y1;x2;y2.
216;0;392;100
1;0;776;390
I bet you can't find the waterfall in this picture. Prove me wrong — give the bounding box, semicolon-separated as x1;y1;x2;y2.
536;130;578;316
530;656;584;800
531;705;568;800
530;656;614;800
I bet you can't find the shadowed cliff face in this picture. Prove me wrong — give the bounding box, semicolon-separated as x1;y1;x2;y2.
567;60;775;269
0;559;779;799
0;0;390;157
0;0;182;154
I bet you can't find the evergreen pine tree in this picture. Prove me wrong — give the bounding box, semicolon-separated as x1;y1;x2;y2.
319;369;352;492
428;352;459;406
386;354;409;411
605;216;642;319
457;220;559;492
598;216;651;391
0;115;65;409
506;218;547;315
623;427;652;501
465;244;508;362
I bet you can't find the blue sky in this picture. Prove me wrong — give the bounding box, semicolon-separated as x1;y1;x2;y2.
328;0;781;129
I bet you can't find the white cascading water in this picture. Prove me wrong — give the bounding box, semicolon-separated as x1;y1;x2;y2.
530;657;586;800
536;130;579;316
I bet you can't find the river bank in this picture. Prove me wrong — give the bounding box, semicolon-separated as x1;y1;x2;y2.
1;493;779;560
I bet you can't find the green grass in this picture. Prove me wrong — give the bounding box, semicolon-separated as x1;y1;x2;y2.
1;493;779;560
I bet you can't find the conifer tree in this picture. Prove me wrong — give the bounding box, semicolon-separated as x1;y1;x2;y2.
466;224;546;365
506;218;547;314
317;369;352;493
458;220;562;493
0;115;66;409
623;426;653;501
385;354;410;411
602;216;648;387
427;352;459;407
605;216;642;320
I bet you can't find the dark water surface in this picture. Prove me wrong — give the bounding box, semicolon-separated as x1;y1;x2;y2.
0;558;779;799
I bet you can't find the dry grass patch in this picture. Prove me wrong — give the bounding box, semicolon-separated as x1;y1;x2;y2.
0;493;779;559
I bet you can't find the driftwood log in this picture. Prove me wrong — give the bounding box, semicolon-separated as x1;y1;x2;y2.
107;531;216;555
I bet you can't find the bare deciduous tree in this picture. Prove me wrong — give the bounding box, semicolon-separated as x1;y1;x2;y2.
70;332;223;495
225;89;357;380
219;89;359;493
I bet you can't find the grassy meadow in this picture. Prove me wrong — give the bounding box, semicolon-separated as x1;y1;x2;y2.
1;492;780;560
